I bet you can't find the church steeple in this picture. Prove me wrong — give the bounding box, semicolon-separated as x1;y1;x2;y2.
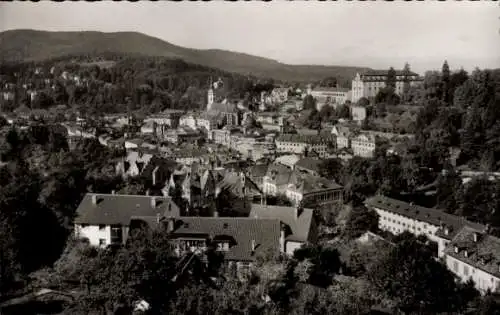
207;77;215;111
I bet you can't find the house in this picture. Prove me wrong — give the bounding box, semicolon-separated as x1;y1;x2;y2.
294;157;323;176
250;204;318;255
331;125;352;149
444;227;500;294
263;163;294;196
365;195;485;258
247;164;269;191
351;69;422;103
275;134;335;158
307;86;350;110
275;154;301;169
74;193;180;247
285;172;343;207
351;133;377;158
271;87;289;104
351;105;367;122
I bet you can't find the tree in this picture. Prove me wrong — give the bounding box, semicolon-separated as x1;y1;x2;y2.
369;236;471;314
293;244;341;288
386;67;396;90
442;60;451;104
318;158;343;182
302;95;316;110
402;62;411;103
343;204;379;239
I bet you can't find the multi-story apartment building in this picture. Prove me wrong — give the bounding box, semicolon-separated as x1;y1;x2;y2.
331;125;351;149
351;70;422;103
275;134;335;158
351;133;377;158
144;109;184;129
365;195;485;258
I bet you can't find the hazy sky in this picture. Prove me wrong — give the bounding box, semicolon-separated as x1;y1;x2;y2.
1;1;499;74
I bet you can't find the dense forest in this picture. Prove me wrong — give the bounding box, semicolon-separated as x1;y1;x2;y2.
0;54;276;116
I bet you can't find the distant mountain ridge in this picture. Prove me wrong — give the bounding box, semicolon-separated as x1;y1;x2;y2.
0;29;370;83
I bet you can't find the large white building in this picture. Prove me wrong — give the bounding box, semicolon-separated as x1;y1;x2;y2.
351;70;422;103
365;195;500;294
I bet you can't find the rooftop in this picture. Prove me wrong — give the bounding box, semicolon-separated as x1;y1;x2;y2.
75;193;180;226
365;195;485;240
445;226;500;279
250;204;315;243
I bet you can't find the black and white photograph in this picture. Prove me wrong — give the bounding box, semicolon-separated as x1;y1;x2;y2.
0;1;499;314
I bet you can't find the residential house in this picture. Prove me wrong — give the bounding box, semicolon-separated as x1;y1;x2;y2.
263;163;294;196
271;87;289;104
351;105;367;122
74;193;180;247
247;164;269;191
351;133;377;158
331;125;352;149
249;204;318;255
294;157;323;177
275;134;335;158
285;172;343;207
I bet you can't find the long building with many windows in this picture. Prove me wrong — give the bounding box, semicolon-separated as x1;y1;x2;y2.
351;69;422;103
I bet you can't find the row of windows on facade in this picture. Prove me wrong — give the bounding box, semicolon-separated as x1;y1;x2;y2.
380;216;434;235
451;259;498;289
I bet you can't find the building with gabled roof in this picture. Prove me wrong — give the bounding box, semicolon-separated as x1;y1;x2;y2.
444;226;500;294
365;195;486;258
74;193;180;247
351;69;422;103
250;204;318;254
351;133;377;158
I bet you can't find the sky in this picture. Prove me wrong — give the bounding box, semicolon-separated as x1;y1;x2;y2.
1;1;499;74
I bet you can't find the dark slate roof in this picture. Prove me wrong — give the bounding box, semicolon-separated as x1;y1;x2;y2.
365;195;485;240
265;163;294;186
249;204;315;243
217;172;263;198
248;164;269;178
362;69;420;77
295;157;322;174
445;226;500;278
171;217;281;262
276;134;335;144
288;172;343;195
74;193;180;225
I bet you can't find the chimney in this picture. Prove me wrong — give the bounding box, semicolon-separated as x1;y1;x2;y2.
251;239;256;253
213;211;219;218
91;194;97;205
151;197;157;208
454;246;459;254
280;224;286;253
295;204;303;220
473;232;479;243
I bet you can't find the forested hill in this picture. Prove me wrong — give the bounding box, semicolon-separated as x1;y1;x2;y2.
0;29;369;83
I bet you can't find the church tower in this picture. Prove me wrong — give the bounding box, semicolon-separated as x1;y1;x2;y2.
207;77;215;111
